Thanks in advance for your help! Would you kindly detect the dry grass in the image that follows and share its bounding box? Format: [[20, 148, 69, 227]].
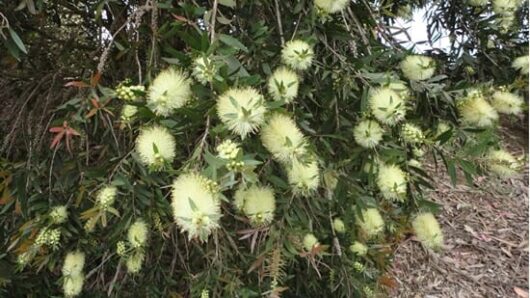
[[389, 129, 528, 298]]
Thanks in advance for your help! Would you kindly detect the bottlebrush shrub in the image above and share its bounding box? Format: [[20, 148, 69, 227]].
[[1, 1, 527, 297]]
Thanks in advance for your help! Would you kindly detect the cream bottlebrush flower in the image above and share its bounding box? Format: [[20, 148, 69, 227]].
[[287, 158, 320, 195], [493, 0, 522, 14], [267, 67, 300, 103], [62, 251, 85, 276], [486, 149, 521, 177], [356, 208, 384, 237], [120, 104, 138, 123], [369, 87, 406, 126], [216, 139, 240, 160], [192, 56, 216, 84], [377, 164, 407, 202], [303, 233, 319, 251], [333, 218, 345, 234], [496, 13, 515, 32], [468, 0, 488, 6], [171, 173, 221, 241], [363, 160, 379, 174], [407, 159, 422, 168], [261, 113, 307, 162], [233, 187, 246, 212], [349, 241, 368, 256], [97, 186, 118, 209], [135, 126, 176, 169], [412, 213, 444, 249], [50, 205, 68, 224], [314, 0, 349, 13], [458, 90, 498, 127], [512, 55, 529, 75], [400, 55, 436, 81], [126, 251, 145, 274], [491, 91, 524, 115], [128, 219, 149, 248], [63, 274, 84, 297], [217, 87, 267, 138], [401, 123, 425, 144], [435, 122, 452, 137], [281, 40, 314, 71], [147, 68, 192, 116], [353, 119, 384, 148], [234, 185, 276, 226], [387, 81, 411, 101]]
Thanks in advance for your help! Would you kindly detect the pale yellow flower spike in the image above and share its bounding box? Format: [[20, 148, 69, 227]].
[[281, 40, 314, 71], [491, 91, 524, 115], [512, 55, 529, 75], [376, 164, 407, 202], [147, 68, 192, 116], [287, 158, 320, 196], [171, 173, 221, 241], [234, 185, 276, 226], [314, 0, 349, 14], [400, 55, 436, 81], [486, 148, 521, 178], [267, 67, 300, 103], [369, 87, 407, 126], [458, 89, 498, 128], [356, 208, 384, 237], [127, 219, 149, 248], [135, 126, 176, 170], [217, 87, 267, 138], [353, 119, 384, 148], [261, 113, 307, 162], [412, 213, 444, 250]]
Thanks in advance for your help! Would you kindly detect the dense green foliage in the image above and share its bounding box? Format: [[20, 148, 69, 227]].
[[0, 0, 527, 297]]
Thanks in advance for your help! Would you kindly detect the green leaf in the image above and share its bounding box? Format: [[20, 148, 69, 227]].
[[9, 28, 27, 54], [416, 197, 442, 213], [458, 159, 476, 176], [204, 151, 226, 168], [106, 207, 121, 217], [218, 34, 248, 53], [446, 159, 457, 186], [3, 38, 21, 60], [435, 128, 453, 145], [218, 0, 236, 8]]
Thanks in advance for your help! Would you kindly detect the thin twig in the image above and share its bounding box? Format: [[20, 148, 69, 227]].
[[148, 0, 159, 75], [274, 0, 285, 45], [107, 260, 122, 296], [210, 0, 219, 43], [86, 251, 112, 279], [346, 7, 372, 55], [1, 76, 47, 156], [194, 115, 210, 160], [105, 113, 121, 155], [48, 145, 59, 200], [340, 10, 358, 57], [97, 4, 152, 74]]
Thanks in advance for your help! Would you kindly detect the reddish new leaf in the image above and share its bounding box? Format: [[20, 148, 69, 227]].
[[64, 81, 90, 88], [90, 72, 101, 87]]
